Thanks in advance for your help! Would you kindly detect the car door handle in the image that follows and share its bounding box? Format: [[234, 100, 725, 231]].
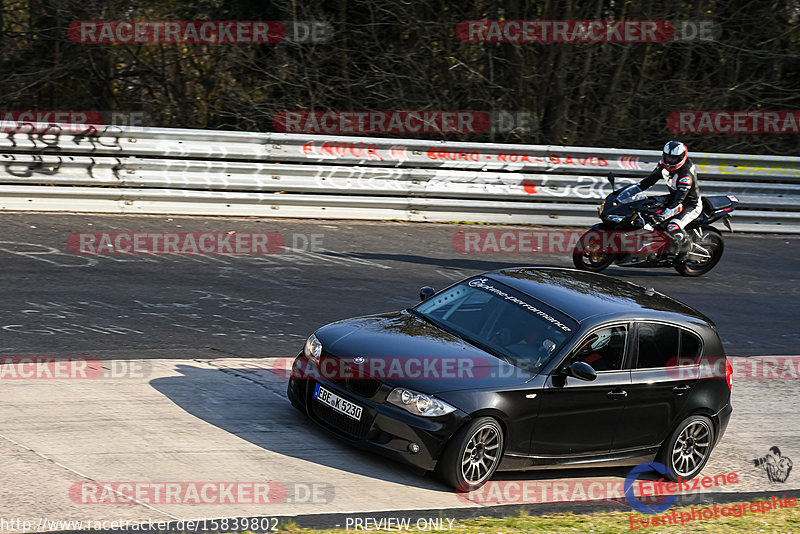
[[607, 389, 627, 400], [672, 384, 692, 394]]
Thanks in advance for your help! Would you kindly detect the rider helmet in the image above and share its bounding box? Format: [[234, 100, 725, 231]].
[[661, 141, 688, 171]]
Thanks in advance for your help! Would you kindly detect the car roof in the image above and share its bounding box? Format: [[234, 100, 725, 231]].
[[485, 267, 711, 325]]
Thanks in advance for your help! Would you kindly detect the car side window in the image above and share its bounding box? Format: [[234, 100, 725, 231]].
[[678, 329, 703, 365], [635, 322, 680, 369], [568, 325, 628, 372]]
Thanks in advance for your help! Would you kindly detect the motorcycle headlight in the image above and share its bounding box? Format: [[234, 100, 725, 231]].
[[387, 388, 456, 417], [606, 214, 625, 223], [304, 334, 322, 364]]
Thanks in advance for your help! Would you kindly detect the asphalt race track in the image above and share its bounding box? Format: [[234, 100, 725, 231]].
[[0, 213, 797, 359], [0, 213, 798, 531]]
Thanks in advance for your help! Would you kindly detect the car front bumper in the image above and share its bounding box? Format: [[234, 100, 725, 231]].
[[287, 354, 468, 472]]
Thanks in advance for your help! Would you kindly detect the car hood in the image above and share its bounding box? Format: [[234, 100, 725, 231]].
[[314, 310, 533, 393]]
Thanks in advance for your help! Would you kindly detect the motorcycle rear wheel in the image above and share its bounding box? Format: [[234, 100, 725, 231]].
[[674, 227, 724, 277]]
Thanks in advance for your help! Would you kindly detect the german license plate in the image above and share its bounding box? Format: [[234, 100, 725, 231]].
[[314, 384, 363, 421]]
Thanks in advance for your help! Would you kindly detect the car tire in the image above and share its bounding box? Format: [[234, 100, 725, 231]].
[[287, 382, 306, 414], [657, 415, 715, 481], [436, 417, 504, 491]]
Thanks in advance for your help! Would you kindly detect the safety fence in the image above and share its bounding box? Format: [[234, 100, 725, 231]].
[[0, 125, 798, 232]]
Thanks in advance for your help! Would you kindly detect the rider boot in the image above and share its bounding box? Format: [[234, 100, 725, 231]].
[[666, 222, 691, 261]]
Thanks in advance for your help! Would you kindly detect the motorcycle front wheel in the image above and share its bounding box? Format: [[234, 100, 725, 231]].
[[572, 230, 615, 272]]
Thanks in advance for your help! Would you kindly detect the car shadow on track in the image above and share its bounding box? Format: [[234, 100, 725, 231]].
[[149, 363, 452, 493], [149, 364, 668, 499]]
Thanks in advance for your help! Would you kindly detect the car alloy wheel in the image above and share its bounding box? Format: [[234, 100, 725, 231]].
[[462, 424, 501, 484], [438, 417, 504, 490], [659, 415, 715, 481]]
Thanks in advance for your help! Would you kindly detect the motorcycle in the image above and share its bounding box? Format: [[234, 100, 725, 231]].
[[572, 172, 738, 276]]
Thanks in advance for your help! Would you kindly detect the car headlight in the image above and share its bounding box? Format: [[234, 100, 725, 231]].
[[304, 334, 322, 364], [386, 387, 456, 417], [605, 214, 625, 223]]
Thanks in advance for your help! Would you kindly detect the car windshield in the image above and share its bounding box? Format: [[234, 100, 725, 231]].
[[617, 185, 646, 204], [412, 278, 578, 374]]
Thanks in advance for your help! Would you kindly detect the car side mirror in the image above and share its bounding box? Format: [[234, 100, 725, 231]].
[[419, 286, 435, 301], [563, 361, 597, 381]]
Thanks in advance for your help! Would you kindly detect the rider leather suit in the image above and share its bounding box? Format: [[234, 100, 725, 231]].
[[637, 158, 702, 256]]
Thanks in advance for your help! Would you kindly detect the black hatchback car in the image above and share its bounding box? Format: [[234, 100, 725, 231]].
[[288, 268, 732, 490]]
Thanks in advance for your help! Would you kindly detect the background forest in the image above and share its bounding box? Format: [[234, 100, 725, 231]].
[[1, 0, 798, 154]]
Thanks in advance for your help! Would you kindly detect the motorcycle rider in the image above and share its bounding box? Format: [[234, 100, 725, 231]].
[[637, 141, 702, 260]]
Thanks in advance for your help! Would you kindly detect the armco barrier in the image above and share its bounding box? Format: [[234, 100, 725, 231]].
[[0, 124, 798, 232]]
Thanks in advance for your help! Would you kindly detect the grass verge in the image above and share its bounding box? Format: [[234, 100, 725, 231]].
[[266, 497, 800, 533]]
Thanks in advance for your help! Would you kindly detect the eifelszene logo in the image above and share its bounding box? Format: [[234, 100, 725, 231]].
[[625, 462, 739, 515], [625, 462, 678, 514]]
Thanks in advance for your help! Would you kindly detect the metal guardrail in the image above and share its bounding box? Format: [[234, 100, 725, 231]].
[[1, 124, 798, 232]]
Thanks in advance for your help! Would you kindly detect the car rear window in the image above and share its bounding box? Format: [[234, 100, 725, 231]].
[[679, 329, 703, 364], [635, 322, 703, 369], [636, 323, 680, 369]]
